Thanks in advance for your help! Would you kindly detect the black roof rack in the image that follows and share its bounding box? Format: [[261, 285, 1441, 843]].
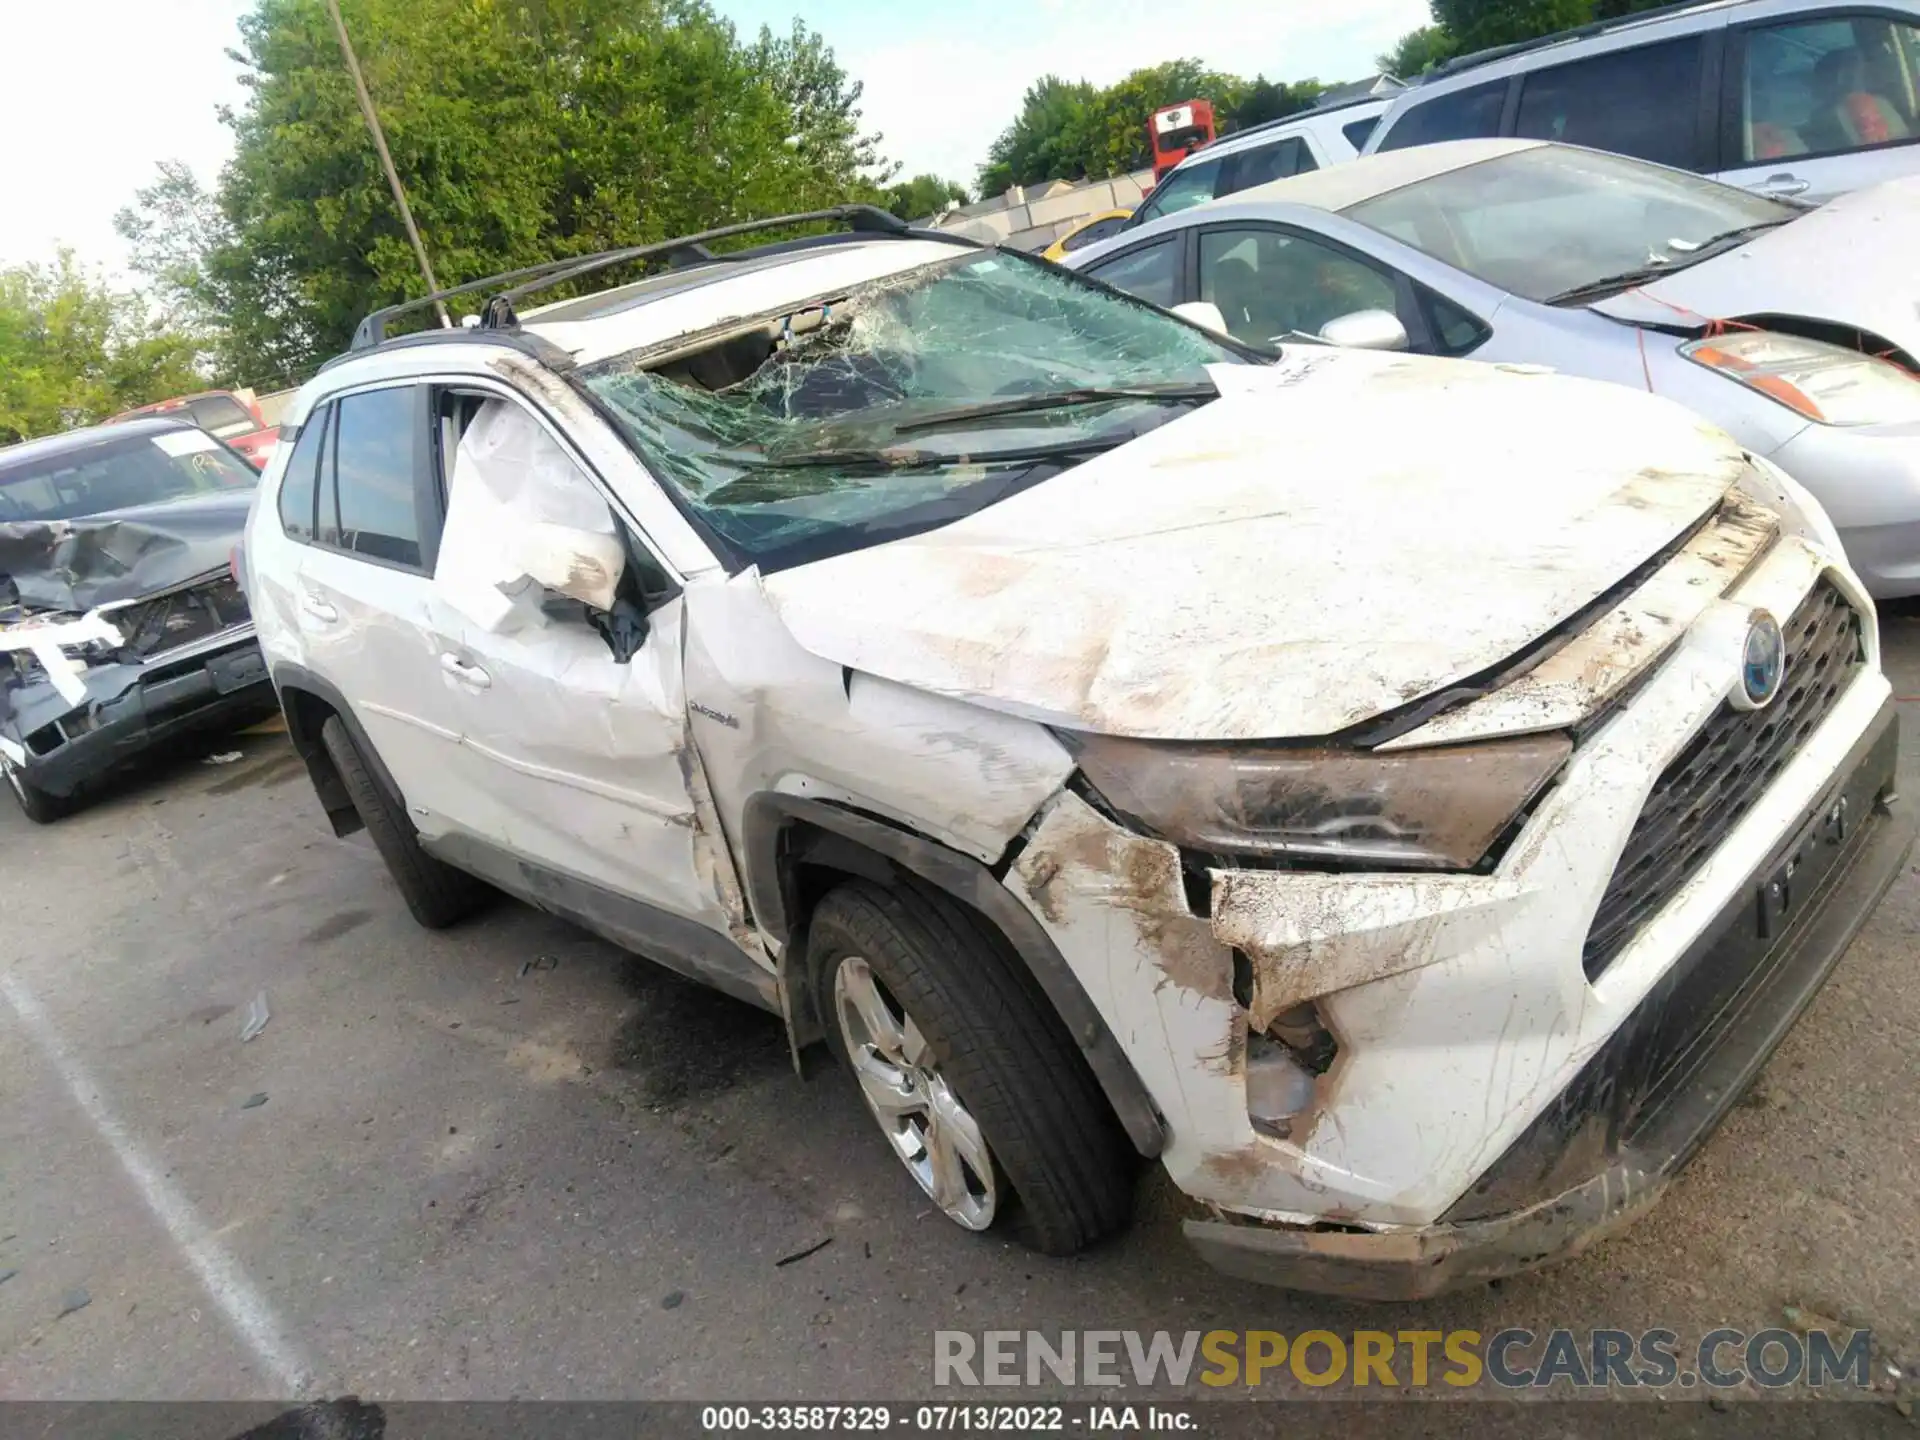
[[349, 204, 916, 351], [1419, 0, 1724, 82]]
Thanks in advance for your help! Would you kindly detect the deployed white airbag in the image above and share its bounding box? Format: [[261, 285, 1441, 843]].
[[435, 399, 626, 630]]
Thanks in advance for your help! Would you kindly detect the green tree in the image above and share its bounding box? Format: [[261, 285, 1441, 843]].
[[1378, 25, 1461, 78], [116, 0, 894, 386], [1223, 77, 1329, 131], [977, 60, 1250, 192], [978, 75, 1102, 194], [882, 174, 971, 222], [0, 251, 204, 444], [1391, 0, 1689, 74], [1430, 0, 1591, 52]]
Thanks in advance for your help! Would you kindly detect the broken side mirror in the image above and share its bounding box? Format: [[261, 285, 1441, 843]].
[[1170, 300, 1231, 336], [1319, 309, 1410, 352], [512, 522, 628, 614]]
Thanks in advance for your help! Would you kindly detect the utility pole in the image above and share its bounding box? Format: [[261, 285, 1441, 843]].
[[324, 0, 452, 327]]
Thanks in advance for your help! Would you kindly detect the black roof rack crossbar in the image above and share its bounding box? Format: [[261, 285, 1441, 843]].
[[1421, 0, 1721, 81], [350, 204, 911, 351]]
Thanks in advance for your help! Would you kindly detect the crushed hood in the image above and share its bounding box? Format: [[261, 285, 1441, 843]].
[[759, 349, 1750, 741], [1592, 176, 1920, 357], [0, 490, 254, 614]]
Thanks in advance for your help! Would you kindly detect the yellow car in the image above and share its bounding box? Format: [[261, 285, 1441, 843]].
[[1041, 208, 1133, 262]]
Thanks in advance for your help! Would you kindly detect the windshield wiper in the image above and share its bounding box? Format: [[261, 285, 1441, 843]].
[[1547, 219, 1796, 305], [1546, 264, 1680, 305], [888, 382, 1217, 435]]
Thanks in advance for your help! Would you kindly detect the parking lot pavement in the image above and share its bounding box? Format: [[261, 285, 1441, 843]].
[[2, 613, 1918, 1411]]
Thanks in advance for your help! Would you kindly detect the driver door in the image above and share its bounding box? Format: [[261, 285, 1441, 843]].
[[421, 386, 752, 962]]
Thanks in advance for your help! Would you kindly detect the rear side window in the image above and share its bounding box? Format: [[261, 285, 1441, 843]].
[[1515, 37, 1706, 168], [183, 394, 256, 434], [277, 405, 327, 542], [328, 388, 425, 568], [1376, 80, 1509, 151], [1343, 117, 1381, 151], [1222, 137, 1318, 195], [1081, 239, 1182, 307]]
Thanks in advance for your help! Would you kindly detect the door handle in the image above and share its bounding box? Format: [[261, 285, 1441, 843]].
[[439, 653, 491, 689], [1760, 173, 1809, 197], [300, 593, 339, 623]]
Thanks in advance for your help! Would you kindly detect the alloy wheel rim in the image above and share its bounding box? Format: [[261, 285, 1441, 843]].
[[832, 955, 997, 1230]]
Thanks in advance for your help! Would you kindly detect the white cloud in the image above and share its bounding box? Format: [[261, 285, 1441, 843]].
[[842, 0, 1431, 187], [2, 0, 253, 272]]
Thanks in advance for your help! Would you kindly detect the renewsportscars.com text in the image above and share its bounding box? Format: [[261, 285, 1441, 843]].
[[933, 1328, 1874, 1391]]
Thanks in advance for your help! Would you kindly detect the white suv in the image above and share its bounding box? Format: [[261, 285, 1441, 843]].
[[244, 205, 1913, 1298], [1366, 0, 1920, 204]]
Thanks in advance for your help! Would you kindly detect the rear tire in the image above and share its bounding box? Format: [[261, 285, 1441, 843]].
[[809, 880, 1136, 1256], [3, 760, 74, 824], [320, 714, 485, 929]]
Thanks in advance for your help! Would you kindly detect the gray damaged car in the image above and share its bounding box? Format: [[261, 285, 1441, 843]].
[[0, 418, 275, 821]]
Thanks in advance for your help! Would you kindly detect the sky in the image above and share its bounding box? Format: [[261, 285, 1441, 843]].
[[0, 0, 1429, 277]]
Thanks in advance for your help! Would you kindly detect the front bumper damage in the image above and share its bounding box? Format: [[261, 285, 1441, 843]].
[[999, 525, 1910, 1299], [1, 591, 271, 799], [1186, 700, 1910, 1299]]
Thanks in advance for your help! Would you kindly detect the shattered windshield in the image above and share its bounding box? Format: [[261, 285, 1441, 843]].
[[578, 250, 1245, 571]]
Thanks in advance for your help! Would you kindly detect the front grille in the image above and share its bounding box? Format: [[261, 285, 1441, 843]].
[[107, 575, 251, 660], [1582, 580, 1863, 980]]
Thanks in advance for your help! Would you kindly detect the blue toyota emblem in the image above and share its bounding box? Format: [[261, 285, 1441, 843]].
[[1741, 612, 1786, 709]]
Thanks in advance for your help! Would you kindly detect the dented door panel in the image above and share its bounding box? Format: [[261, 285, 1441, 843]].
[[420, 596, 753, 954]]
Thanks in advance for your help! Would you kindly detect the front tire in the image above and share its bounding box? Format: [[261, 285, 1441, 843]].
[[320, 715, 485, 929], [809, 880, 1136, 1256], [3, 758, 73, 824]]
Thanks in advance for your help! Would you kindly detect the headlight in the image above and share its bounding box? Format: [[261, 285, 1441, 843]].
[[1682, 331, 1920, 426], [1067, 732, 1572, 870]]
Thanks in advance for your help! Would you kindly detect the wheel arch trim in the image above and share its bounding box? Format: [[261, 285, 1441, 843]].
[[742, 792, 1167, 1158]]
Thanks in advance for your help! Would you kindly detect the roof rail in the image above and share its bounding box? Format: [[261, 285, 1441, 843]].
[[1420, 0, 1725, 82], [1221, 88, 1396, 144], [349, 204, 912, 351]]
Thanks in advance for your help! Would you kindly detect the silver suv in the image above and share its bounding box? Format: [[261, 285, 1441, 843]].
[[1366, 0, 1920, 203], [244, 206, 1911, 1298]]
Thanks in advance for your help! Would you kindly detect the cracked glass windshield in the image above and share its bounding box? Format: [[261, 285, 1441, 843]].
[[579, 249, 1245, 571]]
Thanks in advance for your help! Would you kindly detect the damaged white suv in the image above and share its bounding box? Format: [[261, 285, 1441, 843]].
[[244, 206, 1914, 1298]]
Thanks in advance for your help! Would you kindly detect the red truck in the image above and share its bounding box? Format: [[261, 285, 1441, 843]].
[[110, 390, 280, 471], [1148, 99, 1217, 182]]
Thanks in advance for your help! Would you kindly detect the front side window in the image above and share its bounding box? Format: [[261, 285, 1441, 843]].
[[1082, 239, 1182, 307], [1375, 80, 1508, 151], [329, 388, 424, 568], [0, 431, 257, 523], [1514, 36, 1706, 168], [1347, 143, 1797, 301], [578, 251, 1243, 572], [1132, 159, 1225, 225], [1343, 116, 1381, 152], [1740, 14, 1920, 161], [1199, 228, 1400, 348]]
